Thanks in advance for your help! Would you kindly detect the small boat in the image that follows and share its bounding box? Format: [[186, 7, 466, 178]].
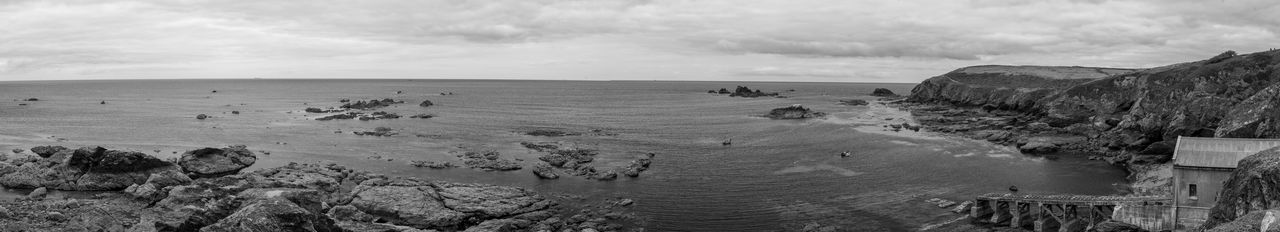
[[722, 138, 732, 146], [839, 151, 851, 157]]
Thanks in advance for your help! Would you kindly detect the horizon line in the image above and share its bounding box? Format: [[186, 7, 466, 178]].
[[0, 77, 920, 84]]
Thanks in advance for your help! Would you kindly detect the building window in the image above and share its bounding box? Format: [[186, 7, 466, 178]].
[[1189, 184, 1198, 200]]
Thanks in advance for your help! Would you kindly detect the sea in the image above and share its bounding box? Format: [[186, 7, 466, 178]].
[[0, 79, 1129, 231]]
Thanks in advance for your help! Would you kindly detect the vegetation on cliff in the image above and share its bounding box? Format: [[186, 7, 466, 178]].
[[907, 50, 1280, 156]]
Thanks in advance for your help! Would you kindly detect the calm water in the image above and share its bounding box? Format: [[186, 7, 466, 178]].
[[0, 79, 1128, 231]]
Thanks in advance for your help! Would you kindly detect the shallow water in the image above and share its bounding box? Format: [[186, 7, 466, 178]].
[[0, 79, 1128, 231]]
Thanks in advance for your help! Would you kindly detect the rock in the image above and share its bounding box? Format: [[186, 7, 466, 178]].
[[1093, 220, 1148, 232], [27, 187, 48, 199], [348, 178, 554, 229], [621, 154, 654, 178], [1141, 140, 1177, 155], [1202, 147, 1280, 229], [179, 145, 257, 178], [950, 201, 972, 214], [11, 149, 23, 154], [147, 168, 194, 187], [1018, 142, 1058, 154], [532, 163, 559, 179], [461, 150, 523, 171], [419, 100, 434, 107], [615, 199, 634, 206], [717, 88, 730, 94], [231, 111, 239, 114], [0, 146, 177, 190], [524, 129, 581, 137], [124, 183, 164, 200], [200, 197, 343, 232], [765, 105, 826, 119], [45, 211, 67, 222], [592, 170, 617, 181], [353, 127, 398, 137], [410, 114, 436, 119], [340, 98, 403, 110], [838, 99, 869, 106], [24, 98, 38, 101], [197, 114, 209, 120], [29, 145, 67, 158], [725, 86, 778, 98], [409, 160, 457, 169], [870, 88, 898, 97]]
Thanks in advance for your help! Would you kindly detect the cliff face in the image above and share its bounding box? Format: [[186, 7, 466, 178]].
[[908, 65, 1137, 111], [1039, 50, 1280, 143], [908, 50, 1280, 152], [1201, 147, 1280, 230]]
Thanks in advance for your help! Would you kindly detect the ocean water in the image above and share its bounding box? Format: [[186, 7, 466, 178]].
[[0, 79, 1128, 231]]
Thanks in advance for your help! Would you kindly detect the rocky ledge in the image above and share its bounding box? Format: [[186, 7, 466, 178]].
[[765, 105, 826, 120], [708, 86, 780, 98], [0, 145, 641, 231]]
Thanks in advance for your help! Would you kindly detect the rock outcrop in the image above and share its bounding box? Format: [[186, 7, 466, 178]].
[[871, 88, 898, 97], [0, 155, 638, 232], [29, 146, 66, 158], [765, 105, 826, 119], [178, 145, 257, 178], [1202, 147, 1280, 229], [0, 146, 177, 191], [908, 65, 1136, 111]]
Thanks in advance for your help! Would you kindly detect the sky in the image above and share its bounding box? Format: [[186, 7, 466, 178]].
[[1, 0, 1277, 83]]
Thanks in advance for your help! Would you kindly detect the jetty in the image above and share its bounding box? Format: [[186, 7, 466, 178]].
[[970, 193, 1171, 231]]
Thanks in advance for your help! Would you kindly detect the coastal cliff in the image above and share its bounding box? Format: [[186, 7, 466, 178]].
[[908, 65, 1137, 111], [907, 50, 1280, 155]]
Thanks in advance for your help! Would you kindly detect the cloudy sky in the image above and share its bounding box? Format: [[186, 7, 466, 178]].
[[1, 0, 1277, 82]]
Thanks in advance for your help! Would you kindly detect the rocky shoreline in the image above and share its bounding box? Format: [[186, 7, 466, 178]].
[[0, 145, 642, 232]]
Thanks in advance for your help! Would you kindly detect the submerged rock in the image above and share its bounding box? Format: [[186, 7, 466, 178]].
[[419, 100, 434, 107], [178, 145, 257, 178]]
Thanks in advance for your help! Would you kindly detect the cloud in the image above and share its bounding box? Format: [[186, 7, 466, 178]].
[[0, 0, 1277, 82]]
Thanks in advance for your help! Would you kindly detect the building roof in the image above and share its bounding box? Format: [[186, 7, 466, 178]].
[[1173, 136, 1280, 168]]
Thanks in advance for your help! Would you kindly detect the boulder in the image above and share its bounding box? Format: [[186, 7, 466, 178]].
[[27, 187, 48, 199], [592, 170, 617, 181], [29, 146, 67, 158], [0, 147, 177, 190], [1018, 142, 1058, 154], [179, 145, 258, 178], [532, 163, 559, 179]]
